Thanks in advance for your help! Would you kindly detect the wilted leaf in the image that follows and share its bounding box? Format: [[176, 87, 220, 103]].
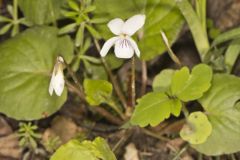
[[180, 112, 212, 145], [171, 64, 212, 102], [131, 92, 182, 127], [83, 79, 112, 105], [0, 26, 73, 120], [193, 74, 240, 155]]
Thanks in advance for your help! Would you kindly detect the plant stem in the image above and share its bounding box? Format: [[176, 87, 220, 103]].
[[182, 102, 189, 118], [13, 0, 19, 34], [140, 61, 147, 96], [93, 39, 128, 110], [172, 145, 188, 160], [108, 99, 127, 120], [131, 56, 136, 107]]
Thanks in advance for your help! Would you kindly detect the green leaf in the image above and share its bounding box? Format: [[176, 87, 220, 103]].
[[67, 0, 80, 12], [86, 24, 101, 39], [176, 0, 209, 57], [131, 92, 182, 127], [0, 15, 11, 22], [57, 35, 74, 64], [51, 137, 116, 160], [0, 23, 12, 35], [171, 64, 212, 102], [83, 79, 112, 106], [224, 39, 240, 72], [59, 23, 77, 35], [105, 54, 124, 70], [180, 112, 212, 145], [212, 28, 240, 47], [0, 26, 73, 120], [18, 0, 65, 25], [75, 23, 85, 47], [152, 69, 175, 92], [94, 0, 184, 60], [193, 74, 240, 155]]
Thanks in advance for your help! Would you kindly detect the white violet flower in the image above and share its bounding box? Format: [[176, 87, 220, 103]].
[[100, 14, 146, 59], [49, 56, 65, 96]]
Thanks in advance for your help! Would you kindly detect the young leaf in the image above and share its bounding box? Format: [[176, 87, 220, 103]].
[[180, 112, 212, 145], [67, 0, 80, 12], [83, 79, 112, 105], [59, 23, 77, 35], [131, 92, 182, 127], [51, 137, 116, 160], [193, 74, 240, 155], [212, 28, 240, 47], [0, 23, 12, 35], [171, 64, 212, 102], [0, 27, 73, 120], [224, 39, 240, 72], [75, 23, 85, 47], [152, 69, 175, 92]]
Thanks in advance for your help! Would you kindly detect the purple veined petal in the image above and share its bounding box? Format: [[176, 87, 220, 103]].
[[114, 38, 134, 58]]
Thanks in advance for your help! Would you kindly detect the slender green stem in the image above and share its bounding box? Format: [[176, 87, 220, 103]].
[[13, 0, 19, 34], [182, 102, 189, 118], [108, 99, 126, 120]]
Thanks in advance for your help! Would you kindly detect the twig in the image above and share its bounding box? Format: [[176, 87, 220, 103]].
[[140, 60, 147, 96], [94, 39, 128, 110]]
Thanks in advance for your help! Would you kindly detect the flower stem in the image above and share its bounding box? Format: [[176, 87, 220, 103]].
[[131, 56, 136, 107], [140, 60, 147, 96], [94, 39, 128, 110]]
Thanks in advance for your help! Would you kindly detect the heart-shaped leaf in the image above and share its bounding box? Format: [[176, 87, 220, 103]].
[[193, 74, 240, 155], [51, 137, 116, 160], [180, 112, 212, 145], [93, 0, 184, 60], [131, 92, 182, 127], [0, 26, 73, 120], [83, 79, 113, 106], [171, 64, 212, 101]]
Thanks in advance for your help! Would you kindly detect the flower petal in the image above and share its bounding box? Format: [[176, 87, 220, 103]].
[[114, 38, 134, 58], [122, 14, 146, 36], [100, 36, 119, 57], [107, 18, 124, 35], [48, 74, 54, 96], [126, 37, 140, 57], [53, 69, 65, 96]]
